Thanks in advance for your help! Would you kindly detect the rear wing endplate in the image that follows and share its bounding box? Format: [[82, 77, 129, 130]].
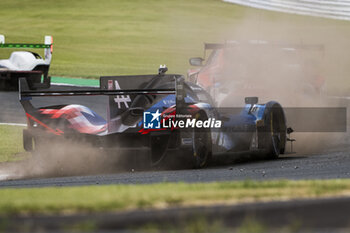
[[204, 41, 324, 51]]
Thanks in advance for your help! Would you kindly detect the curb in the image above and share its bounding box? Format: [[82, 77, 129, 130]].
[[51, 76, 99, 87]]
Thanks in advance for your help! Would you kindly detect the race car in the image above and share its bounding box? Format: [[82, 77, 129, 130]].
[[19, 67, 289, 168], [188, 41, 325, 106], [0, 35, 52, 90]]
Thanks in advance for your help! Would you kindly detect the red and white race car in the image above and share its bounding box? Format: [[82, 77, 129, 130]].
[[188, 41, 325, 106]]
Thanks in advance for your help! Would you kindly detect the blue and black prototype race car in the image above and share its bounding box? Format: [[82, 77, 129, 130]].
[[19, 67, 290, 168]]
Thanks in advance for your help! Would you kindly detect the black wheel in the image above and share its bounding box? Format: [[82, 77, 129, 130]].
[[23, 129, 33, 151], [0, 80, 14, 91], [192, 112, 212, 168], [268, 111, 281, 159], [0, 80, 5, 90], [150, 135, 170, 167], [263, 102, 286, 159]]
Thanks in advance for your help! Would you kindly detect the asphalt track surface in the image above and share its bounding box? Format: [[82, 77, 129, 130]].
[[0, 86, 350, 188]]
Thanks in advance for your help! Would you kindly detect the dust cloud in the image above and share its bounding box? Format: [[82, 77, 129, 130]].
[[207, 11, 350, 154], [0, 140, 149, 181]]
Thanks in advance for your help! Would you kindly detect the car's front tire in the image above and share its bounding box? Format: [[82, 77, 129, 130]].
[[261, 102, 286, 159]]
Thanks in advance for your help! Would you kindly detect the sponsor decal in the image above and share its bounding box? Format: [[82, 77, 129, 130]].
[[108, 80, 113, 90]]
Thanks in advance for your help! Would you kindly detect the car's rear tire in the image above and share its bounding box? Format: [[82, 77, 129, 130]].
[[191, 112, 212, 169], [23, 129, 33, 152], [150, 135, 170, 167]]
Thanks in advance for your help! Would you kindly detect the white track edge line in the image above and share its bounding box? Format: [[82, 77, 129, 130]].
[[0, 123, 27, 127]]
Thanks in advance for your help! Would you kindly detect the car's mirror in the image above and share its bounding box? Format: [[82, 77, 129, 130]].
[[189, 57, 204, 66], [245, 97, 258, 105]]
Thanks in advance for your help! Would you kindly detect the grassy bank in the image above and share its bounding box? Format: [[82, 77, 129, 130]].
[[0, 179, 350, 216], [0, 125, 28, 162], [2, 0, 349, 94], [0, 0, 246, 77]]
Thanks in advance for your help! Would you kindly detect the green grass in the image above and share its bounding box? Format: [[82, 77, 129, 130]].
[[0, 179, 350, 216], [0, 125, 28, 162], [1, 0, 350, 94], [0, 0, 247, 77], [2, 0, 349, 87]]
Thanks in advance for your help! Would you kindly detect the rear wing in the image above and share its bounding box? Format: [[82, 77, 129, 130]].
[[19, 74, 186, 131], [19, 75, 183, 99], [0, 35, 53, 64], [188, 40, 325, 67], [204, 41, 324, 51], [203, 41, 324, 59]]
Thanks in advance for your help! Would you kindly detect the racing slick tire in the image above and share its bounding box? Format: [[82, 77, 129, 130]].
[[150, 135, 171, 167], [150, 111, 212, 169], [261, 102, 287, 159], [23, 129, 33, 151], [191, 111, 212, 169], [0, 80, 13, 91]]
